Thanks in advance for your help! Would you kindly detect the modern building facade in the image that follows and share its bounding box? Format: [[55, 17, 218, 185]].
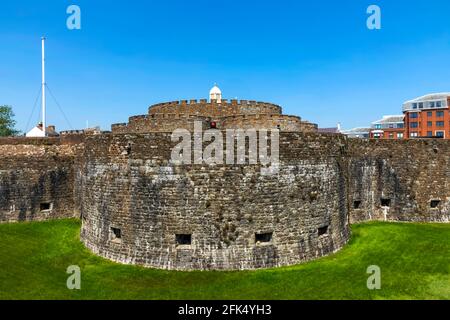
[[403, 93, 450, 139], [370, 115, 405, 139]]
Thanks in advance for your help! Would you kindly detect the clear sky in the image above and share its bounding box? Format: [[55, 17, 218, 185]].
[[1, 0, 450, 133]]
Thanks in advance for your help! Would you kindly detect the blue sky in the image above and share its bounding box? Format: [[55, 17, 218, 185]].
[[1, 0, 450, 132]]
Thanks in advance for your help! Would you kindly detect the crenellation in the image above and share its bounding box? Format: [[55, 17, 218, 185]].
[[138, 99, 290, 133]]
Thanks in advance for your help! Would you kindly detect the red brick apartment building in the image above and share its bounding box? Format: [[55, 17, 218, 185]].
[[403, 93, 450, 139]]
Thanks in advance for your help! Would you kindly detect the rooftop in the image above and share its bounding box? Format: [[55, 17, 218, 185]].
[[402, 93, 450, 112], [341, 127, 371, 134], [372, 115, 404, 125], [403, 93, 450, 104]]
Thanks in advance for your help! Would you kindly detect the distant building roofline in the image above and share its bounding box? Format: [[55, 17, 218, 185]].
[[403, 92, 450, 104], [402, 93, 450, 112], [371, 115, 404, 125]]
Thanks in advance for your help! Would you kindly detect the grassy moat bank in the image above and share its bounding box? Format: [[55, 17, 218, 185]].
[[0, 219, 448, 300]]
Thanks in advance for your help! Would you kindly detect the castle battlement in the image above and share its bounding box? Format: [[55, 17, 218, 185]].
[[148, 99, 283, 117], [150, 99, 280, 107], [109, 98, 315, 134]]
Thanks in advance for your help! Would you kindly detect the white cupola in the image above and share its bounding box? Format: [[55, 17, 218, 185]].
[[209, 84, 222, 103]]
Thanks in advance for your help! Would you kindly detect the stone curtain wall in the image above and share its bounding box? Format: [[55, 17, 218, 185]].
[[0, 137, 82, 223], [80, 132, 350, 270], [348, 139, 450, 223]]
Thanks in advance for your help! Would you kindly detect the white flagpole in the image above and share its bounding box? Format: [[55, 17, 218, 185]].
[[41, 37, 46, 136]]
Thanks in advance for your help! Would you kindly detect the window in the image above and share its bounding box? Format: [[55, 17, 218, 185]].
[[412, 103, 418, 109], [436, 131, 444, 138], [381, 198, 391, 207], [40, 202, 52, 211], [427, 131, 433, 137], [255, 232, 273, 243], [110, 227, 122, 242], [176, 234, 192, 245], [427, 111, 433, 117], [436, 111, 444, 118], [389, 133, 394, 139], [375, 124, 382, 129], [397, 123, 404, 129], [410, 132, 418, 138], [353, 201, 362, 209], [410, 122, 418, 128], [410, 112, 418, 119], [430, 200, 441, 208], [429, 101, 435, 108], [436, 121, 444, 127], [418, 102, 424, 109], [436, 101, 442, 108], [318, 226, 329, 236], [427, 121, 432, 127], [397, 133, 404, 139]]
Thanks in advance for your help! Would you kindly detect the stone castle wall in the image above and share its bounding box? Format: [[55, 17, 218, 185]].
[[148, 99, 283, 117], [0, 131, 449, 270], [299, 121, 319, 132], [0, 92, 449, 271], [348, 139, 450, 223], [219, 114, 303, 131], [112, 114, 319, 134], [110, 99, 318, 134], [0, 136, 84, 223], [111, 115, 212, 134], [79, 132, 350, 270]]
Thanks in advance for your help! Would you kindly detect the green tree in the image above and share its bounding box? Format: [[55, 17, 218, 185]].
[[0, 105, 20, 137]]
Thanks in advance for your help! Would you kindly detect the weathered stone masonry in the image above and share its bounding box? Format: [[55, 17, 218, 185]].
[[349, 139, 450, 223], [0, 136, 83, 222], [111, 99, 318, 134], [0, 98, 448, 270], [79, 132, 350, 270]]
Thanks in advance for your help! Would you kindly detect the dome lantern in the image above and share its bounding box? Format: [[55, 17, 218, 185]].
[[209, 84, 222, 103]]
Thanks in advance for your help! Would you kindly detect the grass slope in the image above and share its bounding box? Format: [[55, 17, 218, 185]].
[[0, 219, 448, 300]]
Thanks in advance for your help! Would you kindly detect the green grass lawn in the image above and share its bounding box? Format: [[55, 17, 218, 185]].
[[0, 219, 448, 300]]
